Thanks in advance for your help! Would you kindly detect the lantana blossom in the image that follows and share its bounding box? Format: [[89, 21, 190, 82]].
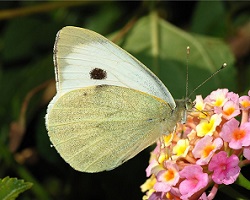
[[243, 146, 250, 160], [196, 114, 222, 137], [220, 118, 250, 149], [179, 165, 208, 199], [239, 95, 250, 110], [172, 139, 190, 159], [192, 135, 223, 165], [141, 89, 250, 200], [220, 100, 240, 119], [208, 151, 240, 185], [204, 88, 228, 107], [154, 161, 180, 192]]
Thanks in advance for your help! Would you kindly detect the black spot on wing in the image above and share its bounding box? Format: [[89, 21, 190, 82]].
[[90, 68, 107, 80]]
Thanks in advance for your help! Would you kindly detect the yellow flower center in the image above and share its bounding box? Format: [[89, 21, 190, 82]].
[[203, 120, 214, 133], [214, 98, 224, 106], [173, 139, 189, 156]]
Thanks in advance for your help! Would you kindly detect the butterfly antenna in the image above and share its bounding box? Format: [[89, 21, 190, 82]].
[[188, 63, 227, 99], [185, 46, 190, 100]]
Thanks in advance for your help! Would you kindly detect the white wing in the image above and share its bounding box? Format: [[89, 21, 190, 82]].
[[50, 26, 175, 110]]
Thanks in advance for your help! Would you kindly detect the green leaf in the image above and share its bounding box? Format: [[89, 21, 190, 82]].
[[0, 55, 53, 125], [2, 18, 59, 61], [0, 177, 33, 200], [236, 173, 250, 190], [116, 13, 236, 99], [190, 1, 227, 37], [85, 3, 122, 34]]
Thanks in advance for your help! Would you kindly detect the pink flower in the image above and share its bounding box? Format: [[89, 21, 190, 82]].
[[192, 135, 223, 165], [199, 193, 209, 200], [227, 92, 239, 103], [220, 100, 240, 120], [239, 95, 250, 110], [146, 159, 159, 177], [142, 89, 250, 200], [205, 89, 228, 107], [148, 192, 168, 200], [214, 92, 240, 119], [154, 162, 180, 192], [179, 165, 208, 199], [220, 118, 250, 149], [243, 146, 250, 160], [208, 151, 240, 185]]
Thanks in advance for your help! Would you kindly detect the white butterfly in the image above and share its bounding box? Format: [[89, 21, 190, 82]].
[[45, 26, 188, 173]]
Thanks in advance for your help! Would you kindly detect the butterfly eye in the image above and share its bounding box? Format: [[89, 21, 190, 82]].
[[90, 68, 107, 80]]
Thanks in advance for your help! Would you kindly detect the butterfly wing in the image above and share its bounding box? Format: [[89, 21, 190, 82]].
[[45, 27, 181, 172], [50, 26, 175, 110], [47, 85, 177, 172]]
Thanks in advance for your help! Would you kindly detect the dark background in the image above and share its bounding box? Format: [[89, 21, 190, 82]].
[[0, 1, 250, 200]]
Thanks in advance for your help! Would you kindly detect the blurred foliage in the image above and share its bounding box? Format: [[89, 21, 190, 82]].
[[0, 1, 250, 200], [0, 177, 33, 199]]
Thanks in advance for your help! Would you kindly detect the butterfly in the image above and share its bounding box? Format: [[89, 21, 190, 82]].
[[45, 26, 189, 173]]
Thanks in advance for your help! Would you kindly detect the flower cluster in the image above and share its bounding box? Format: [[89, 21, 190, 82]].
[[141, 89, 250, 200]]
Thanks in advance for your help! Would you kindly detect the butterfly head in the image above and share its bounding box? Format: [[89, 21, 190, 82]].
[[174, 98, 194, 124]]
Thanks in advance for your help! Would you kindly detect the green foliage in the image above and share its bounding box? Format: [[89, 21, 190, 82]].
[[117, 13, 235, 99], [236, 173, 250, 190], [190, 1, 227, 37], [0, 1, 250, 200], [0, 177, 32, 200]]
